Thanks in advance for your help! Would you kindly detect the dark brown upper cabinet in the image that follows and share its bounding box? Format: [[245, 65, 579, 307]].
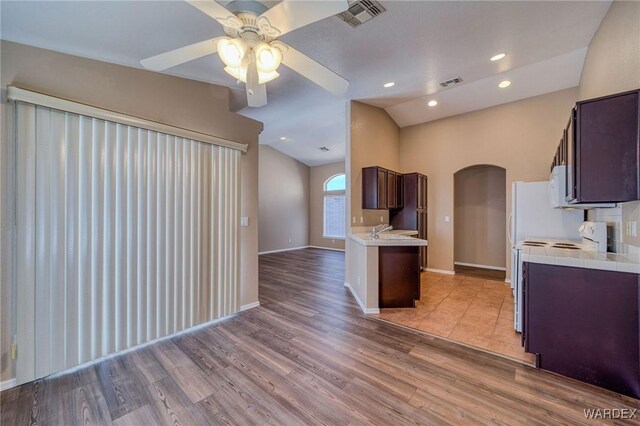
[[390, 173, 428, 270], [561, 89, 640, 203], [362, 166, 403, 209]]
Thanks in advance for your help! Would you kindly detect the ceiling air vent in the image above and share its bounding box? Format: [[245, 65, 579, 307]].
[[319, 147, 330, 152], [337, 0, 386, 28], [440, 77, 464, 88]]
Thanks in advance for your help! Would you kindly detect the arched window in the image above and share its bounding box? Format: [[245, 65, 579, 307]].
[[324, 174, 346, 192], [323, 173, 346, 239]]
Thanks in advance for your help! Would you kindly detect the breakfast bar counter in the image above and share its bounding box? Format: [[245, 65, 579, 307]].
[[346, 232, 428, 314]]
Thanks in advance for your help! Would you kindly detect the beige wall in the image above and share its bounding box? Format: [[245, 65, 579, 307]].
[[577, 1, 640, 249], [399, 88, 578, 273], [454, 165, 506, 269], [349, 101, 400, 227], [0, 41, 263, 381], [578, 1, 640, 101], [310, 161, 345, 250], [258, 145, 310, 253]]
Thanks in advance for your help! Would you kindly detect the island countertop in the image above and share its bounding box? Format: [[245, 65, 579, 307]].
[[349, 233, 428, 247]]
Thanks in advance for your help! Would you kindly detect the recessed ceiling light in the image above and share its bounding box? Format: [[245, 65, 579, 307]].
[[491, 53, 507, 61], [383, 82, 395, 88], [428, 100, 438, 107], [280, 136, 287, 140], [498, 80, 511, 89]]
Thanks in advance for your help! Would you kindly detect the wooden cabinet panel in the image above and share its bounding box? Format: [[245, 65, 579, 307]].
[[576, 91, 639, 202], [524, 263, 640, 398], [422, 176, 428, 211], [390, 173, 428, 270], [377, 168, 387, 209], [396, 174, 404, 208], [362, 166, 388, 209], [553, 89, 640, 203], [387, 171, 397, 209], [362, 166, 404, 210], [379, 246, 420, 308]]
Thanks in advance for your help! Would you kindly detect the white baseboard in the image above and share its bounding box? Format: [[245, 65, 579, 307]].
[[308, 245, 345, 252], [504, 278, 511, 284], [425, 268, 455, 275], [258, 246, 310, 255], [344, 282, 380, 314], [0, 378, 16, 391], [454, 261, 506, 271], [240, 301, 260, 311]]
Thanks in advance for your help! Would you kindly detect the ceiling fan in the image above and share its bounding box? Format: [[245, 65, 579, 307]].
[[141, 0, 351, 107]]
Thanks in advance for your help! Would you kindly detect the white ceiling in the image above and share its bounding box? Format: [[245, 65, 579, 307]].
[[1, 1, 611, 166]]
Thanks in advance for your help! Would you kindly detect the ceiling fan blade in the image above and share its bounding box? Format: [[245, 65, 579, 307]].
[[141, 37, 223, 71], [246, 61, 267, 108], [257, 0, 349, 37], [185, 0, 243, 29], [274, 42, 349, 95]]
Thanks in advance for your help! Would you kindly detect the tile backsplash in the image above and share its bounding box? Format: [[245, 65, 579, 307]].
[[588, 201, 640, 257], [588, 206, 623, 253]]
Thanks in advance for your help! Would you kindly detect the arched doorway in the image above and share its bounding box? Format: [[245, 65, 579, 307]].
[[454, 165, 506, 279]]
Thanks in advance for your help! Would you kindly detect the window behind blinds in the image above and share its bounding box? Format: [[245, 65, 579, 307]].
[[324, 195, 346, 238]]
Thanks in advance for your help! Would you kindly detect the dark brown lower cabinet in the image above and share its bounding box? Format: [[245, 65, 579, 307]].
[[379, 246, 420, 308], [523, 262, 640, 398]]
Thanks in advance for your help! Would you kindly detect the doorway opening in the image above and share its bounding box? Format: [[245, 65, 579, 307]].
[[454, 165, 506, 280]]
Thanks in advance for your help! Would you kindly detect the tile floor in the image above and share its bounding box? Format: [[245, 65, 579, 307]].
[[375, 271, 536, 364]]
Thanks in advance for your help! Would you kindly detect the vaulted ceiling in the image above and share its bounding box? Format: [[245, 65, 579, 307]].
[[1, 1, 611, 165]]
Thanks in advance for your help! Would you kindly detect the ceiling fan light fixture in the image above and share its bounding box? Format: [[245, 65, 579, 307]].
[[224, 65, 248, 83], [255, 42, 282, 73], [217, 38, 247, 68], [258, 70, 280, 84]]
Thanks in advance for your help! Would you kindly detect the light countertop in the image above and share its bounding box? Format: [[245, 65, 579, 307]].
[[349, 232, 428, 247], [520, 245, 640, 273], [387, 230, 419, 236]]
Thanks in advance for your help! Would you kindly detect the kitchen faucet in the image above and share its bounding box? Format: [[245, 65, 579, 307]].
[[370, 224, 393, 239]]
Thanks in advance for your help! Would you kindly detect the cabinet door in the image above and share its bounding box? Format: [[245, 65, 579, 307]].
[[418, 212, 427, 269], [417, 177, 424, 209], [422, 176, 428, 210], [396, 174, 404, 208], [577, 91, 639, 202], [362, 167, 379, 209], [387, 171, 397, 209], [525, 263, 640, 398], [566, 111, 576, 201], [377, 168, 387, 209]]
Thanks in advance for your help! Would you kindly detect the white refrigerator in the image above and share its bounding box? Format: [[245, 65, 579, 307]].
[[509, 181, 583, 332]]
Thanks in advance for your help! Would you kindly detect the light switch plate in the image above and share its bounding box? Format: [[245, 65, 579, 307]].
[[445, 216, 451, 223], [240, 216, 249, 227]]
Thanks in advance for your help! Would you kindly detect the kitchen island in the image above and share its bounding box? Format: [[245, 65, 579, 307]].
[[346, 232, 428, 314]]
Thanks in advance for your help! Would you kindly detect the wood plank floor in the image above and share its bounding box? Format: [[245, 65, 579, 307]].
[[1, 248, 638, 425]]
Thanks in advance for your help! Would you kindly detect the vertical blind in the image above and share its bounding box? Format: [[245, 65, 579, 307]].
[[15, 102, 241, 383]]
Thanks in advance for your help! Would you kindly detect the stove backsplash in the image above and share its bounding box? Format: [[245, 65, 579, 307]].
[[586, 205, 633, 255]]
